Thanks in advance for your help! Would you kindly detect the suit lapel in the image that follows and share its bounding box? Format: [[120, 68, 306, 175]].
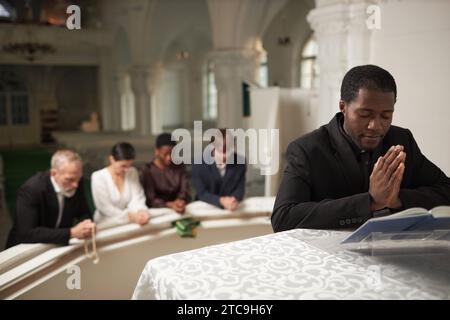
[[207, 162, 222, 186], [222, 152, 239, 185], [45, 174, 60, 226], [326, 114, 364, 194], [221, 164, 233, 190], [220, 153, 238, 193]]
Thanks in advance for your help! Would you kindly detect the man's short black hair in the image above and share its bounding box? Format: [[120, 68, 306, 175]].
[[340, 65, 397, 103], [156, 132, 176, 149]]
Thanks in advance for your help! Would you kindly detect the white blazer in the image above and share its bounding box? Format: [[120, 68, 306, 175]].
[[91, 167, 148, 226]]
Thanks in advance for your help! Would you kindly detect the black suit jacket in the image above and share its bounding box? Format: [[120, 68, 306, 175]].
[[272, 113, 450, 232], [6, 171, 92, 248], [192, 153, 246, 208]]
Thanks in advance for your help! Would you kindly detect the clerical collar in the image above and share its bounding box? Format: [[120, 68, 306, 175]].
[[338, 116, 367, 157]]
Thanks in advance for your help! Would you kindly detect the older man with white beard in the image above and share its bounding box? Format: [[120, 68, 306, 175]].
[[6, 150, 94, 248]]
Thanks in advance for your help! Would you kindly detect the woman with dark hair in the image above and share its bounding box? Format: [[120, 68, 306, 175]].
[[91, 142, 150, 227]]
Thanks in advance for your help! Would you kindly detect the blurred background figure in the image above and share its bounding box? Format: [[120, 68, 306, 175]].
[[91, 142, 150, 226], [192, 129, 246, 211], [6, 149, 94, 248], [141, 133, 190, 214]]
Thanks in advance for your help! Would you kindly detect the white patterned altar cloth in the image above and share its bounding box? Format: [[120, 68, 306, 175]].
[[132, 229, 450, 299]]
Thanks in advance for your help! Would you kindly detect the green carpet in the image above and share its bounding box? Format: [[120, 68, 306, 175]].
[[1, 148, 95, 219]]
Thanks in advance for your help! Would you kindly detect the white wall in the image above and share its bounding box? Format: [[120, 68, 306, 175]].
[[371, 0, 450, 175], [249, 87, 319, 195], [263, 0, 315, 88]]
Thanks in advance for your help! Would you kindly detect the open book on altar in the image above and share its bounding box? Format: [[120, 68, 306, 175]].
[[341, 206, 450, 245]]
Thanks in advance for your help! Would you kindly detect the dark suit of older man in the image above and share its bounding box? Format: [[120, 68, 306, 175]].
[[6, 171, 92, 248]]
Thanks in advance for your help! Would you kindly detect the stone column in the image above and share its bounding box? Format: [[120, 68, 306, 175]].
[[307, 0, 374, 126], [147, 64, 163, 135], [129, 65, 152, 136], [307, 3, 349, 126], [210, 49, 262, 129], [129, 65, 164, 136], [98, 48, 115, 131], [111, 70, 126, 131], [347, 1, 373, 67]]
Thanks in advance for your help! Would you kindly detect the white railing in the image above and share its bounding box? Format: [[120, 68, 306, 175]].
[[0, 197, 275, 299]]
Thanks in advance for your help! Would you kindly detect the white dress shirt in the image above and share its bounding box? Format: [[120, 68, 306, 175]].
[[216, 163, 226, 177], [214, 152, 227, 177], [91, 167, 149, 226], [50, 176, 64, 228]]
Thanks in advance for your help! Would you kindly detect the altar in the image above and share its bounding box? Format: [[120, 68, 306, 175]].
[[133, 228, 450, 299]]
